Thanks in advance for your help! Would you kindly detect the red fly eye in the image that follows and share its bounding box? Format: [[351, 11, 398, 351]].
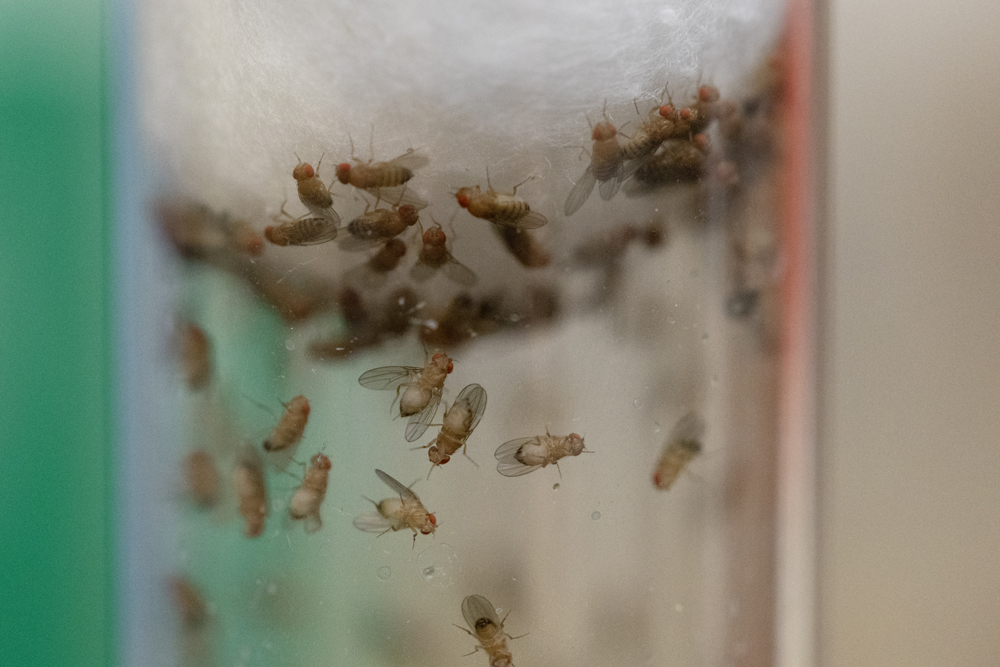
[[440, 456, 450, 464], [653, 471, 661, 486], [659, 104, 674, 117], [432, 353, 442, 361], [428, 514, 437, 524], [447, 361, 454, 374], [680, 108, 692, 120], [457, 194, 470, 208], [336, 163, 351, 184]]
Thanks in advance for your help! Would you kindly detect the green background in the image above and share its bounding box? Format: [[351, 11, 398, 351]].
[[0, 0, 113, 664]]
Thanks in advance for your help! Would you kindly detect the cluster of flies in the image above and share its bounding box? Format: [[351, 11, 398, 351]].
[[175, 321, 705, 664], [162, 69, 788, 664], [155, 70, 784, 364]]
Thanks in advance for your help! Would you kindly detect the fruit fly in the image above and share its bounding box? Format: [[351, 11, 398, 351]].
[[233, 445, 267, 538], [263, 395, 310, 452], [265, 203, 339, 246], [455, 171, 548, 230], [456, 594, 518, 667], [653, 411, 705, 490], [564, 104, 626, 216], [415, 383, 487, 477], [184, 450, 220, 509], [289, 452, 331, 533], [292, 157, 341, 225], [339, 203, 419, 251], [495, 431, 588, 477], [336, 136, 429, 209], [352, 469, 436, 547], [179, 321, 211, 390], [358, 351, 453, 442], [410, 222, 477, 286], [169, 576, 209, 630]]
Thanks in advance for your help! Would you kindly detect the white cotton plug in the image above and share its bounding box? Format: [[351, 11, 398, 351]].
[[140, 0, 784, 302]]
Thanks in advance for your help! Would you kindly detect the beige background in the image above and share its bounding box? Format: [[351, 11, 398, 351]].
[[821, 0, 1000, 664]]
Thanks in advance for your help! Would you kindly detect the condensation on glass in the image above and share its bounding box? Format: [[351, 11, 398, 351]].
[[119, 2, 799, 666]]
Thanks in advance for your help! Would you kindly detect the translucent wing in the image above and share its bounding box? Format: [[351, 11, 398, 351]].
[[668, 411, 706, 444], [455, 383, 487, 435], [496, 209, 548, 230], [366, 185, 429, 210], [387, 149, 430, 172], [405, 389, 442, 442], [598, 172, 622, 200], [462, 594, 500, 630], [375, 468, 418, 501], [352, 511, 394, 533], [303, 513, 322, 534], [494, 436, 542, 477], [296, 219, 340, 245], [306, 204, 341, 227], [443, 256, 478, 287], [563, 165, 597, 216], [358, 366, 421, 390]]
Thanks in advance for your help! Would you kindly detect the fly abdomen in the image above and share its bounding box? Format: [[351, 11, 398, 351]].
[[493, 200, 531, 224]]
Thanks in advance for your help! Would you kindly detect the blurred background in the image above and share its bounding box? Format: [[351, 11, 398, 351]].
[[1, 0, 998, 666]]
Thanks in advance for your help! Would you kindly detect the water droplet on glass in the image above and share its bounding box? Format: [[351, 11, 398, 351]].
[[652, 422, 661, 434], [271, 499, 285, 511], [285, 339, 295, 351], [632, 398, 643, 409], [424, 319, 439, 331], [266, 583, 278, 595], [675, 603, 684, 612], [377, 566, 391, 581], [417, 543, 463, 587], [591, 511, 601, 521]]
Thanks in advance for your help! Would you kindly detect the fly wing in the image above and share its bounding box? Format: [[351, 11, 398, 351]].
[[598, 172, 622, 200], [455, 383, 487, 434], [358, 366, 421, 390], [375, 469, 418, 501], [495, 209, 548, 230], [442, 256, 478, 287], [404, 389, 442, 442], [296, 219, 340, 245], [388, 149, 430, 172], [303, 513, 323, 534], [564, 166, 597, 216], [366, 185, 429, 210], [668, 411, 706, 445], [352, 511, 394, 533], [494, 436, 542, 477], [462, 594, 500, 630]]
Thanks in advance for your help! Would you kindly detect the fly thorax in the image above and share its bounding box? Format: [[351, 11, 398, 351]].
[[400, 384, 430, 416], [515, 439, 549, 466]]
